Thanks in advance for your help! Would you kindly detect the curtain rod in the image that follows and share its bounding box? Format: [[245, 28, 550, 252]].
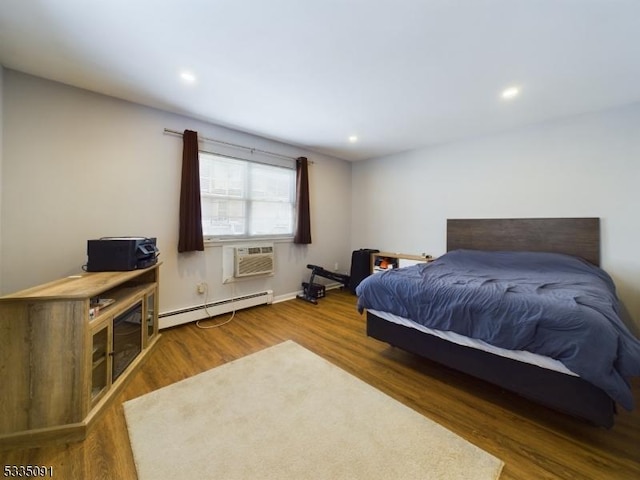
[[163, 128, 311, 163]]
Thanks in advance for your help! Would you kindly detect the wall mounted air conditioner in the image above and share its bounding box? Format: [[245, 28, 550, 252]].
[[234, 245, 274, 278]]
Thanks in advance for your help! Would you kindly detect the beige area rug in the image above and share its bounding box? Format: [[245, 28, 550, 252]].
[[123, 341, 503, 479]]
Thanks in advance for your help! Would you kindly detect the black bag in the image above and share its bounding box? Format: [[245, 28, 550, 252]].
[[349, 249, 379, 294]]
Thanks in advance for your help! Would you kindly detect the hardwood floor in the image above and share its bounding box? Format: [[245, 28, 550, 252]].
[[2, 290, 639, 479]]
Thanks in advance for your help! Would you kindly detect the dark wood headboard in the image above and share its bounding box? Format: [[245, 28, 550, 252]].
[[447, 218, 600, 266]]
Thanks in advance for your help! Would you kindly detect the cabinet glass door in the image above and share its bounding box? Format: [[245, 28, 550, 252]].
[[146, 291, 157, 344], [91, 323, 110, 404]]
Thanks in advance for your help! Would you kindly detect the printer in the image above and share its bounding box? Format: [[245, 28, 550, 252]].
[[86, 237, 159, 272]]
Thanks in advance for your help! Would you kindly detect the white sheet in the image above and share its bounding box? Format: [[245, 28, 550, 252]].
[[368, 309, 578, 376]]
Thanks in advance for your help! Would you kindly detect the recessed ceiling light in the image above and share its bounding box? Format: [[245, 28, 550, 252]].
[[501, 86, 520, 99], [180, 71, 196, 84], [348, 135, 358, 143]]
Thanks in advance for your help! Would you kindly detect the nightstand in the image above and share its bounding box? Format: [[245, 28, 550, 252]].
[[370, 251, 434, 273]]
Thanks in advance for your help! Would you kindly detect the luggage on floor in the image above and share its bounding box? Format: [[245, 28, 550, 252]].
[[349, 248, 379, 294]]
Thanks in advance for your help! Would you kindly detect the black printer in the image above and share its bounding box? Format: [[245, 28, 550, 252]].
[[86, 237, 159, 272]]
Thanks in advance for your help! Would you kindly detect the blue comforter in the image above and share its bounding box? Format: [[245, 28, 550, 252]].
[[356, 249, 640, 410]]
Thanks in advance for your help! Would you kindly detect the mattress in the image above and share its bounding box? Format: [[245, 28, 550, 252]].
[[369, 309, 578, 376], [357, 249, 640, 410]]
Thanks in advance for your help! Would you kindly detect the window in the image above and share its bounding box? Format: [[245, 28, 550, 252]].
[[199, 152, 296, 239]]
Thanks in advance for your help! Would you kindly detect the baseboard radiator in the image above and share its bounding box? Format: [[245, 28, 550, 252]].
[[159, 290, 273, 329]]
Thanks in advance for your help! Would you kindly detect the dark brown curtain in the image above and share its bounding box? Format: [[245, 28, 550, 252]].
[[294, 156, 312, 244], [178, 130, 204, 252]]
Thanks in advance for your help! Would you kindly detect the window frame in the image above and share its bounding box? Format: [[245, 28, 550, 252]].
[[199, 151, 297, 244]]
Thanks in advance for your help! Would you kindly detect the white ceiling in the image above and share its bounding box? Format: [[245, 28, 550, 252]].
[[1, 0, 640, 162]]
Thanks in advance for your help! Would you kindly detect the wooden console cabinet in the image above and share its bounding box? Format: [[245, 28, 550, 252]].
[[0, 264, 161, 449]]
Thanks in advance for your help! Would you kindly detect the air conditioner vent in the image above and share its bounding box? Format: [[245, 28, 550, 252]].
[[234, 245, 274, 277]]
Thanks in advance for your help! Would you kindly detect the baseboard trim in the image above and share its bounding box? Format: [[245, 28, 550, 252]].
[[159, 290, 273, 329], [159, 283, 349, 329]]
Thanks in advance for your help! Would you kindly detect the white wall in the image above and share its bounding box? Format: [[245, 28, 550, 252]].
[[0, 66, 3, 295], [1, 70, 353, 315], [351, 103, 640, 334]]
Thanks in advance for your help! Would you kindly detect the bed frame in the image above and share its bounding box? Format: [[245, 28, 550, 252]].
[[366, 217, 616, 427]]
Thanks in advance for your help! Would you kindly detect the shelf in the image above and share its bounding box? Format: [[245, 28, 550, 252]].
[[371, 251, 433, 274], [92, 356, 106, 370], [89, 283, 156, 323], [91, 386, 106, 399]]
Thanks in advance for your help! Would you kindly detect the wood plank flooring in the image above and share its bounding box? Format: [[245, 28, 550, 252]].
[[1, 290, 639, 479]]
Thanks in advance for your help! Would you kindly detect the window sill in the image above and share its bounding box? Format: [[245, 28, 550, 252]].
[[203, 236, 294, 247]]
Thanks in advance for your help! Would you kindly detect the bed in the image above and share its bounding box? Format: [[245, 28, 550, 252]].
[[357, 218, 640, 428]]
